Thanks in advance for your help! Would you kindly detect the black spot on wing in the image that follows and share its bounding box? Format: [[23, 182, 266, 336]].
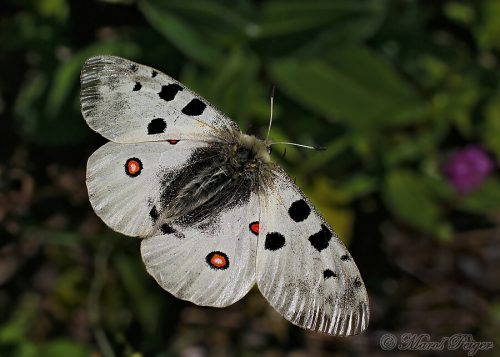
[[160, 224, 175, 234], [265, 232, 285, 251], [308, 224, 332, 252], [133, 82, 142, 91], [341, 254, 350, 261], [182, 98, 206, 116], [353, 277, 362, 288], [130, 64, 138, 72], [152, 70, 158, 78], [150, 206, 159, 222], [147, 118, 167, 135], [158, 83, 183, 101], [324, 269, 336, 279], [288, 199, 311, 222]]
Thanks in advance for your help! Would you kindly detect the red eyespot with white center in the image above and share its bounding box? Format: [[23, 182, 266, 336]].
[[206, 251, 229, 270], [125, 158, 143, 177]]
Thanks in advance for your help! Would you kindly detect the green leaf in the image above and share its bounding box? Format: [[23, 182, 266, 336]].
[[335, 174, 377, 202], [258, 0, 384, 38], [302, 136, 351, 171], [13, 73, 48, 138], [208, 48, 261, 125], [115, 254, 160, 333], [475, 0, 500, 49], [459, 178, 500, 213], [35, 0, 69, 22], [270, 47, 423, 129], [149, 1, 247, 36], [383, 170, 443, 234], [17, 342, 38, 357], [139, 0, 224, 67], [444, 2, 474, 25], [0, 295, 38, 344], [23, 227, 82, 245], [14, 40, 140, 146], [431, 80, 479, 139], [53, 270, 85, 305], [39, 340, 89, 357], [295, 11, 386, 56], [254, 1, 386, 57], [382, 119, 448, 167], [482, 91, 500, 157]]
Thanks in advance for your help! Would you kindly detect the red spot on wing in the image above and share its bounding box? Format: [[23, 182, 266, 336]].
[[249, 221, 259, 235], [125, 158, 142, 177], [210, 254, 226, 268], [167, 139, 179, 145], [206, 251, 229, 270]]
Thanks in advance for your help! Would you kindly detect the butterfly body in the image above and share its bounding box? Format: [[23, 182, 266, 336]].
[[153, 131, 273, 230], [81, 56, 369, 336]]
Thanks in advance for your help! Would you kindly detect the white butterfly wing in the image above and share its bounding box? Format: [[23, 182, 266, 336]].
[[140, 192, 259, 307], [256, 168, 369, 335], [86, 140, 207, 237], [81, 55, 239, 143]]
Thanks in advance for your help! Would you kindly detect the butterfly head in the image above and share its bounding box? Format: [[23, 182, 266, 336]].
[[233, 133, 271, 165]]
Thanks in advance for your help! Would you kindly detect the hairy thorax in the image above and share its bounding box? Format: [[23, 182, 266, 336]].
[[158, 131, 275, 228]]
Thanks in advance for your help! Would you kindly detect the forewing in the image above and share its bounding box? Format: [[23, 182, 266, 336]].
[[256, 168, 369, 335], [81, 55, 239, 143], [86, 140, 207, 237], [140, 192, 259, 307]]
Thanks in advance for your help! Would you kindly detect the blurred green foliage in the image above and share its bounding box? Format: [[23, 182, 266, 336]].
[[2, 0, 500, 355]]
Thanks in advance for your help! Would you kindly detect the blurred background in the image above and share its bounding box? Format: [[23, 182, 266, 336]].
[[1, 0, 500, 356]]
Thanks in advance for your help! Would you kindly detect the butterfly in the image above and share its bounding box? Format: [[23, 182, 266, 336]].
[[81, 55, 369, 336]]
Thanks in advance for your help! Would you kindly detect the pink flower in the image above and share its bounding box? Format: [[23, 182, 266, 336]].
[[443, 145, 495, 194]]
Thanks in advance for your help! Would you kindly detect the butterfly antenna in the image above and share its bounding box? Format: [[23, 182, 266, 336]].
[[265, 85, 325, 151], [270, 142, 326, 151], [266, 85, 276, 141]]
